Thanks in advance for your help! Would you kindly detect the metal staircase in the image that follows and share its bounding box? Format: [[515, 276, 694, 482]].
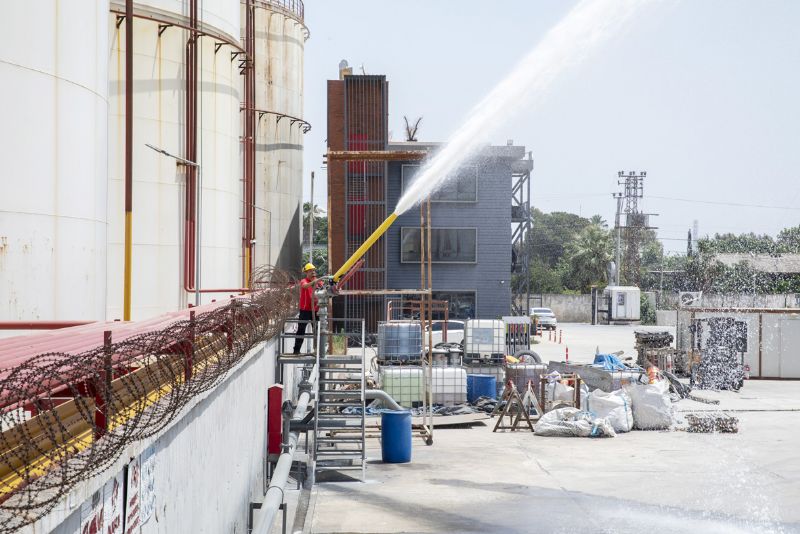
[[312, 318, 366, 482]]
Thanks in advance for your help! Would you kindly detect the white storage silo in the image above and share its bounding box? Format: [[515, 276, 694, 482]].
[[106, 0, 243, 319], [0, 1, 110, 323], [252, 2, 308, 272]]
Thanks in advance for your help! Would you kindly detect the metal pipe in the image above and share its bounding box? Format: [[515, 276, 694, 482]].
[[365, 389, 402, 410], [242, 0, 256, 288], [0, 321, 96, 331], [252, 364, 317, 534], [123, 0, 133, 321]]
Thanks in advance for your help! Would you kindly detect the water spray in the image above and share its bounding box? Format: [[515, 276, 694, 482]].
[[328, 0, 649, 289]]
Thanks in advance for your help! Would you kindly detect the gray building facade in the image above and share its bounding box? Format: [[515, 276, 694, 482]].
[[385, 143, 529, 320]]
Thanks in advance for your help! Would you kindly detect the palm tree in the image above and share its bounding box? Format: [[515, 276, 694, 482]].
[[303, 202, 325, 246], [590, 214, 608, 229], [567, 224, 612, 291]]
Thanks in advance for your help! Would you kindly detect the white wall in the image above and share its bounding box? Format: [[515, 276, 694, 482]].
[[42, 339, 281, 534]]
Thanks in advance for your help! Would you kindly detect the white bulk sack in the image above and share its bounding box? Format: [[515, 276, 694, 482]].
[[624, 381, 674, 430], [585, 389, 633, 433], [533, 407, 616, 438]]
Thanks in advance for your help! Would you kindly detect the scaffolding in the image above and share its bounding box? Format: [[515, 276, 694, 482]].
[[511, 152, 533, 315]]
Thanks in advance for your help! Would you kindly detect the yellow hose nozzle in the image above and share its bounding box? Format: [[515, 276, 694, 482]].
[[332, 212, 398, 282]]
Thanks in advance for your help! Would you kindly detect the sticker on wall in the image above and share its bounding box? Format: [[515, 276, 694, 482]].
[[140, 446, 157, 524], [80, 488, 103, 534], [80, 470, 123, 534], [104, 471, 124, 534], [124, 455, 142, 534]]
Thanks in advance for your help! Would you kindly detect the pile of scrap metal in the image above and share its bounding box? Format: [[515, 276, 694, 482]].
[[689, 317, 747, 391], [685, 412, 739, 433], [635, 330, 688, 376]]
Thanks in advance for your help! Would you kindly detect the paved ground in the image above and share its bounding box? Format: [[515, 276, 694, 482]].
[[303, 323, 800, 534], [532, 322, 676, 364]]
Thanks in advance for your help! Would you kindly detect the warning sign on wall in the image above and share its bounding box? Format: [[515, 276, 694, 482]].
[[80, 470, 123, 534], [124, 456, 141, 534], [139, 446, 156, 525]]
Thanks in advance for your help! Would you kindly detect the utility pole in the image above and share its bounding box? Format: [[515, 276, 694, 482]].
[[613, 171, 656, 287], [612, 192, 623, 286], [309, 171, 315, 257]]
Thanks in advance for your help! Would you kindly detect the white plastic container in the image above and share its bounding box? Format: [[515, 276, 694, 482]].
[[380, 367, 424, 408], [429, 367, 467, 406]]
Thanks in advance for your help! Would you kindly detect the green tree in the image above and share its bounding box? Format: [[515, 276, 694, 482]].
[[590, 214, 608, 228], [777, 225, 800, 252], [302, 202, 328, 245], [563, 224, 612, 292], [525, 209, 592, 267], [303, 248, 328, 276]]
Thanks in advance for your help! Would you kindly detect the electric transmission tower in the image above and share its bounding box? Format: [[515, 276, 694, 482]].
[[612, 171, 657, 286]]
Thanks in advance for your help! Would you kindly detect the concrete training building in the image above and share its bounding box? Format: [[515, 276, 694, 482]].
[[327, 68, 533, 330]]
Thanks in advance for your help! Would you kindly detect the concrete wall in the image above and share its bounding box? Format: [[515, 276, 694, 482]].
[[674, 309, 800, 378], [518, 294, 592, 323], [41, 339, 282, 534], [660, 292, 800, 310], [656, 309, 678, 326], [386, 146, 521, 320]]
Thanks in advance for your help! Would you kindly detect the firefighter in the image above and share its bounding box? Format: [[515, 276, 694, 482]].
[[293, 263, 319, 354]]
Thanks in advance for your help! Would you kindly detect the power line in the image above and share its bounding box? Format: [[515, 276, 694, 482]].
[[648, 195, 800, 211]]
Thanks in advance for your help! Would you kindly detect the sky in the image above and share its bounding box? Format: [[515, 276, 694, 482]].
[[301, 0, 800, 253]]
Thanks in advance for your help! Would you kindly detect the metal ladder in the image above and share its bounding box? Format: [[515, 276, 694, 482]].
[[312, 318, 366, 482]]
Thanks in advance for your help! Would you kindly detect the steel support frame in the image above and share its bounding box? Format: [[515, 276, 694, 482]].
[[511, 161, 532, 315]]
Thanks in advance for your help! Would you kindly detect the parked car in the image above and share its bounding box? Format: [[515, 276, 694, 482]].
[[426, 320, 465, 347], [530, 307, 558, 330]]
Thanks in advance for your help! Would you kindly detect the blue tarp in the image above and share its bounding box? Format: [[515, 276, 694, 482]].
[[592, 353, 628, 371]]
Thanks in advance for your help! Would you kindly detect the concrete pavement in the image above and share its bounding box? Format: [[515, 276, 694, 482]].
[[305, 324, 800, 534]]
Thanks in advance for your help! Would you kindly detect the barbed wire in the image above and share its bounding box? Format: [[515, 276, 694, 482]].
[[0, 266, 298, 533]]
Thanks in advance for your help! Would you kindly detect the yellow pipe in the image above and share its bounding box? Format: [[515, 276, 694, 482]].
[[333, 212, 398, 282], [123, 211, 132, 320], [244, 247, 251, 288]]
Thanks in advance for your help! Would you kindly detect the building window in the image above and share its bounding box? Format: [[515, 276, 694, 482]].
[[433, 291, 477, 320], [392, 291, 477, 320], [401, 227, 477, 263], [401, 164, 478, 202]]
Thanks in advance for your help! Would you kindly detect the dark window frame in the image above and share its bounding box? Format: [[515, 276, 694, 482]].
[[400, 227, 478, 264]]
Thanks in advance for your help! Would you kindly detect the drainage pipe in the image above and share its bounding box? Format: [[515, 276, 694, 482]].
[[252, 363, 318, 534]]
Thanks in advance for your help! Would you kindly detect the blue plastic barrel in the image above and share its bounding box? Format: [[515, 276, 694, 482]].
[[381, 410, 412, 463], [467, 374, 497, 403]]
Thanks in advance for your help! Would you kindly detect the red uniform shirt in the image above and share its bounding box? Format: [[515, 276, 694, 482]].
[[299, 277, 318, 312]]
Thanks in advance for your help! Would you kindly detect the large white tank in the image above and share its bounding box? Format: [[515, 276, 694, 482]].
[[0, 1, 306, 325], [0, 1, 110, 322], [252, 1, 307, 272], [107, 1, 243, 320]]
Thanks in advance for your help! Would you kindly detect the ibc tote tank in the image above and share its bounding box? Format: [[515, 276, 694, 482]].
[[0, 1, 110, 323], [378, 322, 423, 362]]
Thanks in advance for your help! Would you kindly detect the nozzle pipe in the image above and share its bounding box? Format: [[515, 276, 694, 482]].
[[332, 212, 398, 282]]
